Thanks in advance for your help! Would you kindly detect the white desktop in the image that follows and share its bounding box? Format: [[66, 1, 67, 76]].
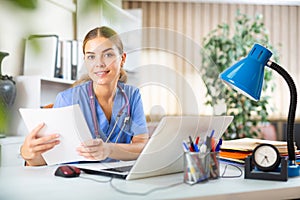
[[1, 163, 300, 200]]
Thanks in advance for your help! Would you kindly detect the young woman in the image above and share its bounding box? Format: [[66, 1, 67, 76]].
[[20, 26, 149, 166]]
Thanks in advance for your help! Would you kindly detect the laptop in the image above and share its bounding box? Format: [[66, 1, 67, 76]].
[[75, 115, 233, 180]]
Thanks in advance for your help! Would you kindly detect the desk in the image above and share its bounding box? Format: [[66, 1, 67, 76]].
[[0, 164, 300, 200]]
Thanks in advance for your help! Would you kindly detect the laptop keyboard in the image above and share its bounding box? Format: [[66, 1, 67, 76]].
[[104, 165, 133, 173]]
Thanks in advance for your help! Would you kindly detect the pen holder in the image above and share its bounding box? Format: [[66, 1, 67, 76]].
[[209, 152, 220, 179], [183, 151, 210, 185]]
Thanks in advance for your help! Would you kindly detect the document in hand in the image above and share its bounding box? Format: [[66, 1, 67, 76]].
[[19, 104, 93, 165]]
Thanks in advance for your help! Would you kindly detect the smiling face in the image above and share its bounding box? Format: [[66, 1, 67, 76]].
[[84, 36, 125, 86]]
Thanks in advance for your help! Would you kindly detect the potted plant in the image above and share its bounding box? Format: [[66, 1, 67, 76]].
[[201, 11, 279, 140]]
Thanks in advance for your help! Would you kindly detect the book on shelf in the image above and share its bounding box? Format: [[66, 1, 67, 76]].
[[71, 40, 78, 80], [220, 138, 298, 164], [57, 40, 80, 81]]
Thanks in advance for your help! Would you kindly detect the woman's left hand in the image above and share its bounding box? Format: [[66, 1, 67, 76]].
[[76, 139, 112, 160]]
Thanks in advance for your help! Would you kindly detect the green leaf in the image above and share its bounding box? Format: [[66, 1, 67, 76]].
[[10, 0, 38, 9]]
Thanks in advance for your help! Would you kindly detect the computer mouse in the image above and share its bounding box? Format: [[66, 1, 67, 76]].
[[54, 165, 81, 178]]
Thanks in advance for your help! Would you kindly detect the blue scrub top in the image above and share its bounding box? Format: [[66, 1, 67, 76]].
[[53, 81, 148, 144]]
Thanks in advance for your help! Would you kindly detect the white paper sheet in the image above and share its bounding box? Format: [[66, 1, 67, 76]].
[[19, 104, 93, 165]]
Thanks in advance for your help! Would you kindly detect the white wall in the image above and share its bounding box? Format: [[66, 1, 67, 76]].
[[124, 1, 300, 119], [0, 0, 75, 76]]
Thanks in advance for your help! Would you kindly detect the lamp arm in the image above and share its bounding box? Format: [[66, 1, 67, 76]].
[[267, 61, 297, 163]]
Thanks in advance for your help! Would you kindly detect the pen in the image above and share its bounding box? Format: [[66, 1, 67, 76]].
[[205, 136, 212, 152], [199, 143, 207, 153], [211, 137, 216, 152], [192, 137, 200, 152], [189, 136, 199, 152], [195, 136, 200, 145], [215, 139, 222, 152], [210, 130, 215, 137], [193, 143, 199, 152], [189, 136, 196, 152], [186, 153, 198, 182], [182, 142, 190, 152], [183, 141, 199, 182]]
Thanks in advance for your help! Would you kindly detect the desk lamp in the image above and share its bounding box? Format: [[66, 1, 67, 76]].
[[219, 43, 299, 179]]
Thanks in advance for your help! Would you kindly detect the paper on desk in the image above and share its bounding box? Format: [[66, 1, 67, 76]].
[[19, 104, 93, 165], [221, 138, 294, 154]]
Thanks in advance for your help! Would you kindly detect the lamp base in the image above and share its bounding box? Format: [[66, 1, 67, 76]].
[[275, 161, 300, 177], [287, 162, 300, 177], [244, 156, 288, 181]]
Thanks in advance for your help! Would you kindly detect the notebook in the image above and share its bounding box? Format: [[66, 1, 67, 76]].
[[75, 115, 233, 180]]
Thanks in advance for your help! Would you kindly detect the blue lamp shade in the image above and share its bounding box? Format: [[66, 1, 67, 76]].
[[219, 44, 273, 101]]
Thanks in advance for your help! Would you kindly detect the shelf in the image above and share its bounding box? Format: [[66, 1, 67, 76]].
[[41, 77, 75, 85]]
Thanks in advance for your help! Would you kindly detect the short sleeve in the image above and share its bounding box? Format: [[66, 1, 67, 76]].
[[129, 88, 148, 136], [53, 91, 72, 108]]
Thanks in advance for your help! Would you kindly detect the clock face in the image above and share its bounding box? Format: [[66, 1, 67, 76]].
[[252, 143, 281, 171]]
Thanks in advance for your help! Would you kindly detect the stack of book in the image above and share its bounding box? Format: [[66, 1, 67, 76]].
[[220, 138, 298, 165]]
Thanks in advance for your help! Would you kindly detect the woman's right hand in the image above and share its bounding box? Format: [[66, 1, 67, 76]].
[[20, 123, 60, 166]]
